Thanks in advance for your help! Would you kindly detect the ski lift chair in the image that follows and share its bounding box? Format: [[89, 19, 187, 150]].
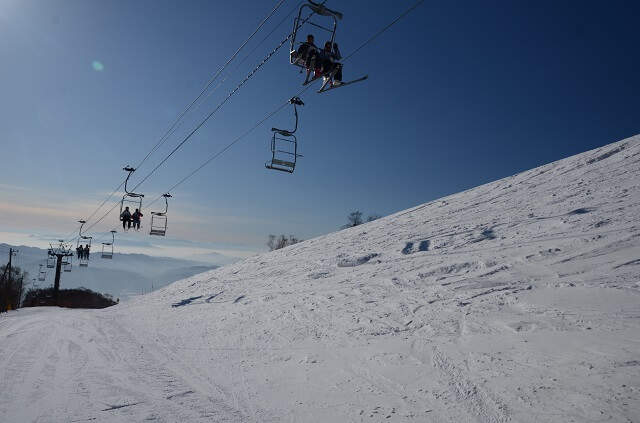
[[77, 220, 91, 267], [120, 193, 144, 220], [150, 194, 172, 236], [78, 239, 91, 267], [62, 256, 72, 272], [266, 132, 300, 173], [38, 264, 46, 282], [266, 97, 304, 173], [290, 1, 342, 69], [119, 166, 145, 224], [46, 251, 56, 269], [102, 230, 116, 259]]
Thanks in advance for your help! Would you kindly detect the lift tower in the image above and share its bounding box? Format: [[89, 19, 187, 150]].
[[48, 240, 73, 306]]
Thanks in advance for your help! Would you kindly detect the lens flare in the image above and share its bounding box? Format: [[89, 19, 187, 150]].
[[92, 61, 104, 71]]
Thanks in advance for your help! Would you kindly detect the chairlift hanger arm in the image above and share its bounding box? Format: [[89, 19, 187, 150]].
[[103, 230, 116, 246], [308, 0, 343, 20], [153, 193, 171, 215], [78, 220, 87, 238], [271, 97, 304, 136], [122, 166, 144, 196]]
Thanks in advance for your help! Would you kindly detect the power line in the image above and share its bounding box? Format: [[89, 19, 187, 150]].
[[342, 0, 425, 62], [134, 0, 289, 173]]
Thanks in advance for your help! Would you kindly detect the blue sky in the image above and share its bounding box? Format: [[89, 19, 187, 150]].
[[1, 0, 639, 260]]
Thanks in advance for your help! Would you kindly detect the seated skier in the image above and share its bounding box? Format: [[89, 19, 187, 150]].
[[291, 34, 321, 81], [318, 41, 343, 86], [132, 208, 144, 231], [120, 206, 132, 231]]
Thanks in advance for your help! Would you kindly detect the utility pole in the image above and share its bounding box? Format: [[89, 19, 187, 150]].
[[0, 250, 8, 285], [1, 248, 18, 310], [8, 248, 16, 308], [7, 248, 13, 283], [49, 241, 73, 306], [3, 248, 15, 283]]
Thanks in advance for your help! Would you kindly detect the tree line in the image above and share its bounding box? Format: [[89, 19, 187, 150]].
[[23, 287, 117, 309], [0, 264, 28, 312], [267, 210, 381, 251], [1, 263, 117, 312]]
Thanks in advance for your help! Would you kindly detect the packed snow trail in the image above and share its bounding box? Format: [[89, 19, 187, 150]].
[[0, 308, 255, 422], [1, 135, 640, 422]]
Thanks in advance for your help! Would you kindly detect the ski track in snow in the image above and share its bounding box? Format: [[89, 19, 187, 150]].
[[2, 136, 640, 422]]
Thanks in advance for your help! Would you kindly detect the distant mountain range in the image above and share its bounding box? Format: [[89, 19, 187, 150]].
[[0, 243, 233, 301]]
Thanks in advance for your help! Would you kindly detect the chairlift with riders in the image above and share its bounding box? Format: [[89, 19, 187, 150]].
[[120, 166, 144, 225], [77, 220, 92, 267], [266, 97, 304, 173], [290, 1, 367, 92]]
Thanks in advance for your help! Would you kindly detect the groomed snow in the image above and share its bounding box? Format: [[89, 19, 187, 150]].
[[1, 136, 639, 422]]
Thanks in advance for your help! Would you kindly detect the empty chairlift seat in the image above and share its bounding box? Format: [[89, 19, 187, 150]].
[[149, 193, 172, 236], [101, 230, 116, 259], [266, 97, 304, 173]]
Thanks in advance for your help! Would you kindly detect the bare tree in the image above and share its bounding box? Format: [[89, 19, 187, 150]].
[[0, 264, 28, 311], [267, 234, 302, 251], [341, 211, 364, 229], [267, 235, 277, 251]]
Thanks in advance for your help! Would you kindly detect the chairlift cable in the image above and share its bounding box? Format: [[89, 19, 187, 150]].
[[134, 0, 288, 173], [61, 180, 125, 244], [84, 181, 125, 222], [127, 0, 326, 194], [146, 98, 295, 208], [82, 201, 122, 239], [144, 80, 322, 208], [60, 1, 288, 243], [61, 223, 84, 244], [69, 0, 417, 242], [143, 0, 426, 199], [128, 34, 293, 195], [84, 1, 342, 230], [79, 1, 322, 238], [186, 1, 305, 120], [341, 0, 425, 63], [233, 1, 305, 71], [73, 36, 296, 242]]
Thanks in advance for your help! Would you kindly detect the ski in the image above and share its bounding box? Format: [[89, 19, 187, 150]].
[[302, 69, 332, 86], [318, 75, 369, 93]]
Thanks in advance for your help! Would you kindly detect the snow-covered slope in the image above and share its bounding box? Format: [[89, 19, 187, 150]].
[[1, 136, 639, 422]]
